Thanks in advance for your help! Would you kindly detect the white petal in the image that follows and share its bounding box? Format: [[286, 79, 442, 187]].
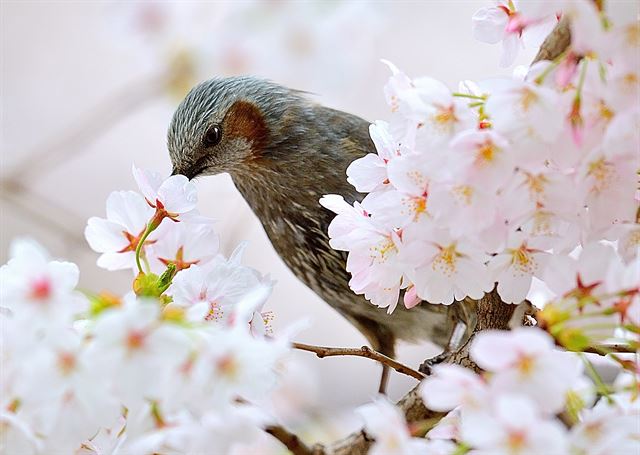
[[472, 7, 508, 44], [132, 164, 162, 203], [85, 217, 128, 253]]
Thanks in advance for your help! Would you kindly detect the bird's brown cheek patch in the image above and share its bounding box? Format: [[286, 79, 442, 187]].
[[224, 100, 269, 157]]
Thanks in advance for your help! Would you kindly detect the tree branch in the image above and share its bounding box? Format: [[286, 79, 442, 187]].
[[265, 425, 317, 455], [292, 342, 425, 381], [582, 344, 638, 355]]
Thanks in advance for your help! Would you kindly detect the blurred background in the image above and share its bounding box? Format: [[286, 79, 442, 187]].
[[2, 0, 636, 439]]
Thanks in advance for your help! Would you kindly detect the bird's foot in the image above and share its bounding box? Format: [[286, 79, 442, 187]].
[[418, 351, 451, 376]]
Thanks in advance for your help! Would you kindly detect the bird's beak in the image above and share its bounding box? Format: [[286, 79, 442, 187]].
[[173, 164, 202, 180]]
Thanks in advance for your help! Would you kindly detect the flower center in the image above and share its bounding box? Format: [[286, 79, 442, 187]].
[[158, 245, 199, 272], [30, 277, 52, 301], [524, 173, 547, 201], [509, 245, 537, 275], [507, 430, 527, 452], [126, 330, 146, 350], [453, 185, 473, 206], [516, 353, 535, 376], [370, 236, 397, 263], [476, 140, 498, 165], [587, 157, 614, 193], [431, 104, 458, 132], [119, 228, 157, 253], [432, 244, 459, 276], [216, 354, 239, 379], [519, 87, 538, 111], [57, 351, 77, 376]]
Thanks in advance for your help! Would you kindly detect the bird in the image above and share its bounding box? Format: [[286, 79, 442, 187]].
[[167, 76, 467, 392]]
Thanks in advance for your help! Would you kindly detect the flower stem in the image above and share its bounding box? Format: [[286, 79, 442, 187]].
[[533, 49, 568, 85], [574, 59, 589, 101], [580, 354, 613, 403], [452, 92, 486, 101], [135, 224, 155, 275]]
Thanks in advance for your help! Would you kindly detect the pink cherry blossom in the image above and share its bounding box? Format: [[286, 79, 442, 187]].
[[461, 394, 568, 455], [485, 78, 564, 145], [488, 232, 550, 304], [320, 194, 406, 312], [569, 401, 640, 455], [401, 222, 493, 305], [470, 328, 583, 414], [346, 120, 401, 192], [472, 1, 558, 67], [448, 128, 514, 191], [357, 397, 429, 455], [419, 364, 488, 412]]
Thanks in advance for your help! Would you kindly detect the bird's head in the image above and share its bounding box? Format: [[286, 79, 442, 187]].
[[168, 76, 301, 179]]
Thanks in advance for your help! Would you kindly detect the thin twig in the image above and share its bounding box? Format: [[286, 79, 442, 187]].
[[582, 344, 638, 355], [265, 425, 317, 455], [292, 342, 425, 381]]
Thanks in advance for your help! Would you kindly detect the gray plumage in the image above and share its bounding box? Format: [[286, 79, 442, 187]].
[[168, 77, 463, 388]]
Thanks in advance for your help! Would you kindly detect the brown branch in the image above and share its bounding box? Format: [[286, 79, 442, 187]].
[[582, 344, 638, 355], [292, 342, 425, 381], [265, 425, 318, 455]]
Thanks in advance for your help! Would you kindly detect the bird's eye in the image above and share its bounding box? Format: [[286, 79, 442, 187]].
[[203, 125, 222, 147]]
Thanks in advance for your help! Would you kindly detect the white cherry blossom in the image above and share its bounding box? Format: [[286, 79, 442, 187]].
[[132, 164, 198, 219], [148, 221, 219, 274], [489, 233, 550, 304], [85, 190, 157, 271], [461, 394, 568, 455], [0, 238, 81, 324], [401, 222, 493, 305], [470, 328, 583, 414], [357, 397, 429, 455]]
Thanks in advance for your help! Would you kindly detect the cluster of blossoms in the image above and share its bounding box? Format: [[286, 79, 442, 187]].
[[323, 1, 640, 453], [0, 167, 298, 453], [322, 0, 639, 333], [360, 328, 639, 455], [2, 1, 639, 454]]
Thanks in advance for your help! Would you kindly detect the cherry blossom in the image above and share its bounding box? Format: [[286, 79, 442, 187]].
[[484, 78, 564, 146], [401, 221, 493, 305], [165, 244, 273, 329], [470, 328, 583, 414], [85, 190, 157, 272], [569, 400, 640, 455], [462, 394, 568, 455], [472, 1, 558, 67], [320, 194, 406, 312], [419, 364, 489, 412], [356, 397, 429, 455], [346, 120, 401, 192], [86, 297, 192, 409], [488, 233, 550, 304], [0, 238, 81, 324], [132, 164, 198, 219], [148, 221, 219, 274]]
